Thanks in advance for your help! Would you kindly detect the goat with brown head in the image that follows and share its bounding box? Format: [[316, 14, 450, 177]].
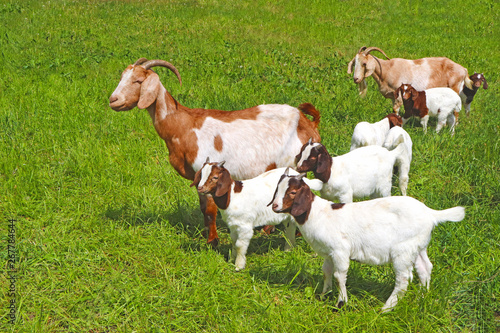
[[109, 59, 181, 112]]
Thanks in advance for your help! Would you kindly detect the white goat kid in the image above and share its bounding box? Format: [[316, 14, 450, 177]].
[[270, 171, 465, 312], [350, 113, 403, 151], [296, 141, 410, 199], [191, 160, 321, 271]]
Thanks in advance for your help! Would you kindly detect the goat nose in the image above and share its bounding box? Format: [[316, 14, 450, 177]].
[[109, 95, 118, 104], [272, 203, 278, 210]]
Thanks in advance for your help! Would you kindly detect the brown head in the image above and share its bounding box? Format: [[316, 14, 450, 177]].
[[347, 47, 391, 96], [470, 73, 488, 90], [269, 170, 314, 225], [385, 113, 403, 128], [109, 58, 182, 111], [295, 140, 332, 183], [190, 158, 233, 197], [395, 83, 418, 101]]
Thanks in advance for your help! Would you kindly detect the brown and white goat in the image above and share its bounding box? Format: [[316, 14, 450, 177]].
[[347, 46, 473, 113], [461, 73, 488, 115], [269, 170, 465, 312], [109, 58, 321, 247], [394, 84, 462, 134]]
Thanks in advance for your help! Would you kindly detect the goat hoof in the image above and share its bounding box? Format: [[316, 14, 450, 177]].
[[332, 301, 345, 312], [207, 237, 219, 248]]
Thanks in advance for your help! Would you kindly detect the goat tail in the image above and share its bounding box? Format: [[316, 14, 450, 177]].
[[391, 142, 411, 195], [298, 103, 321, 128], [392, 142, 409, 169], [431, 206, 465, 225]]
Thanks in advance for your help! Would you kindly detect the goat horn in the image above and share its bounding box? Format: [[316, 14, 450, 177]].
[[142, 59, 182, 86], [134, 58, 149, 65], [363, 47, 390, 60], [357, 46, 367, 54]]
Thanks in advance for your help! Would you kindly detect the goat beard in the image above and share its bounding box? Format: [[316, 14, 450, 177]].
[[358, 79, 368, 97]]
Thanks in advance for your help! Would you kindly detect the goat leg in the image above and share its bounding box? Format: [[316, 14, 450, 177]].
[[199, 194, 220, 248]]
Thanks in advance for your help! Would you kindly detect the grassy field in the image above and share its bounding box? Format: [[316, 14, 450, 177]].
[[0, 0, 499, 331]]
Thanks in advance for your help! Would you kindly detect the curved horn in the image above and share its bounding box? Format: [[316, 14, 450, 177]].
[[142, 59, 182, 86], [134, 58, 149, 65], [358, 46, 367, 54], [363, 47, 390, 60]]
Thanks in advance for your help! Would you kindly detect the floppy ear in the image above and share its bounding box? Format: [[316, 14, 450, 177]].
[[347, 57, 355, 74], [393, 87, 401, 100], [316, 153, 328, 174], [290, 186, 312, 217], [316, 146, 331, 174], [482, 76, 488, 89], [138, 72, 160, 109], [190, 169, 202, 188], [411, 88, 419, 101], [215, 169, 232, 197]]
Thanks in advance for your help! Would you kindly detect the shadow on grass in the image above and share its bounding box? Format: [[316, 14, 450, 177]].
[[103, 202, 294, 255], [103, 202, 204, 238], [103, 203, 396, 305], [248, 253, 395, 307]]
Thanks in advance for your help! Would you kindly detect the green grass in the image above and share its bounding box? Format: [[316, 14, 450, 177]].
[[0, 0, 499, 331]]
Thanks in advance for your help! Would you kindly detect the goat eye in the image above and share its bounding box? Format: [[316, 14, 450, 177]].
[[290, 191, 297, 195], [213, 176, 219, 180]]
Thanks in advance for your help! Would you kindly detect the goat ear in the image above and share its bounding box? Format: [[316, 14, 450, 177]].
[[483, 76, 488, 89], [190, 169, 202, 188], [364, 60, 375, 78], [411, 88, 419, 101], [316, 153, 330, 174], [393, 87, 400, 100], [347, 57, 355, 74], [138, 72, 160, 109], [291, 186, 312, 217], [215, 169, 232, 197], [316, 146, 331, 174]]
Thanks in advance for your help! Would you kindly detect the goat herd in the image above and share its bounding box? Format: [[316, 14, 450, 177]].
[[109, 47, 488, 312]]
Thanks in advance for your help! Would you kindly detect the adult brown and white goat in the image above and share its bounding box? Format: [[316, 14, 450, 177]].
[[347, 46, 473, 113], [109, 58, 321, 247]]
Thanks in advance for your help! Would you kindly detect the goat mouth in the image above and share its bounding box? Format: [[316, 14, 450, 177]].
[[295, 166, 308, 173], [272, 206, 284, 213], [109, 102, 131, 111]]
